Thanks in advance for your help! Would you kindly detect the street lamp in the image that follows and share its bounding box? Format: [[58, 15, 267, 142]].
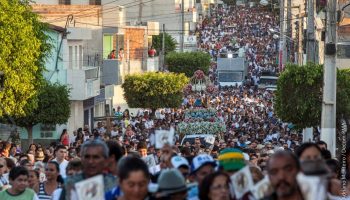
[[269, 29, 296, 43], [269, 28, 299, 65]]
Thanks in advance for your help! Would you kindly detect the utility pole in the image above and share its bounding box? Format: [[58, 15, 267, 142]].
[[159, 24, 165, 71], [321, 0, 337, 157], [279, 0, 286, 71], [162, 24, 165, 71], [298, 5, 303, 65], [138, 0, 143, 25], [306, 0, 316, 62], [286, 0, 292, 63], [180, 0, 185, 52]]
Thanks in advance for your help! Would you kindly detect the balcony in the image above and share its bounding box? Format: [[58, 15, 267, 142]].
[[101, 59, 121, 85], [147, 56, 159, 72], [67, 66, 100, 101], [67, 27, 92, 40]]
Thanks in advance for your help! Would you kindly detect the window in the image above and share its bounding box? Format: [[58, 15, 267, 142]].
[[69, 46, 73, 69], [89, 0, 101, 5], [337, 44, 350, 59], [75, 46, 78, 69], [40, 124, 56, 138], [79, 45, 83, 69], [59, 0, 71, 5], [69, 45, 83, 69], [103, 35, 114, 59]]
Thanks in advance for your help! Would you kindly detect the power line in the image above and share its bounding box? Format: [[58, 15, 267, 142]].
[[45, 0, 122, 23], [47, 0, 157, 23]]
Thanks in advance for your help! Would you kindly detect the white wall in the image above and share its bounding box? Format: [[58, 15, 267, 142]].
[[67, 101, 84, 134], [112, 85, 138, 114]]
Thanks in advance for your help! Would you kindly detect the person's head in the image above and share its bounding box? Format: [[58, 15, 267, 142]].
[[0, 158, 7, 175], [19, 154, 29, 162], [81, 139, 109, 177], [54, 145, 67, 161], [199, 172, 230, 200], [10, 145, 17, 156], [45, 161, 60, 182], [28, 170, 40, 186], [61, 129, 67, 135], [326, 159, 340, 179], [295, 142, 322, 162], [250, 166, 264, 184], [191, 154, 217, 184], [171, 156, 190, 178], [106, 140, 123, 175], [4, 157, 15, 173], [316, 140, 327, 150], [9, 166, 29, 194], [66, 159, 83, 176], [137, 142, 148, 157], [35, 148, 45, 162], [29, 144, 37, 152], [156, 169, 188, 200], [19, 159, 33, 170], [118, 156, 150, 200], [267, 151, 300, 199]]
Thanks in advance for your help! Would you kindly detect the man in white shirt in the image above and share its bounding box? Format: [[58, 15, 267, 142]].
[[52, 145, 69, 179]]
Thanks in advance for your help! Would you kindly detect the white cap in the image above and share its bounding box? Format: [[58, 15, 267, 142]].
[[191, 154, 216, 173], [171, 156, 189, 169]]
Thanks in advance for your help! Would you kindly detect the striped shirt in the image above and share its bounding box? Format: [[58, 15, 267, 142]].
[[37, 182, 60, 200]]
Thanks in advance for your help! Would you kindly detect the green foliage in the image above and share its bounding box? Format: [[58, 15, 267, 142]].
[[0, 0, 51, 117], [336, 69, 350, 118], [14, 82, 71, 142], [275, 63, 323, 128], [275, 63, 350, 129], [152, 33, 177, 55], [166, 52, 211, 77], [122, 72, 189, 109]]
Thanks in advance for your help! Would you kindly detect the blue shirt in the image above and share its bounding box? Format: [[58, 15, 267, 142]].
[[105, 186, 122, 200]]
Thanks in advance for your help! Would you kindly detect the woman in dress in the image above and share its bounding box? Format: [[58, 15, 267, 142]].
[[59, 129, 69, 147], [37, 161, 63, 200]]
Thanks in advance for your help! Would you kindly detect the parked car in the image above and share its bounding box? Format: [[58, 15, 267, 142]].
[[180, 134, 215, 148]]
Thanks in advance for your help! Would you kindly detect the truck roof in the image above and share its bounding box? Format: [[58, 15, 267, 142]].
[[217, 57, 245, 71]]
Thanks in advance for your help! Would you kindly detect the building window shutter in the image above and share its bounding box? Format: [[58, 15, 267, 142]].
[[59, 0, 71, 5]]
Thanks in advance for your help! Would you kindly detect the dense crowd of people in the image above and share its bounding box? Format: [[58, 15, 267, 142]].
[[0, 3, 349, 200]]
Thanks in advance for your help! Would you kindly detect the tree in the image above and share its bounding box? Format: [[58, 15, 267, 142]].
[[0, 0, 51, 117], [166, 52, 211, 77], [14, 82, 71, 143], [275, 63, 350, 129], [122, 72, 189, 116], [152, 33, 177, 55]]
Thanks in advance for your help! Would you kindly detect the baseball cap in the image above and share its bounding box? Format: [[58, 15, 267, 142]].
[[171, 156, 189, 169], [218, 148, 246, 171], [191, 154, 217, 174]]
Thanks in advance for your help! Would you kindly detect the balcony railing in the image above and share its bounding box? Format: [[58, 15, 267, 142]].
[[67, 66, 100, 100]]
